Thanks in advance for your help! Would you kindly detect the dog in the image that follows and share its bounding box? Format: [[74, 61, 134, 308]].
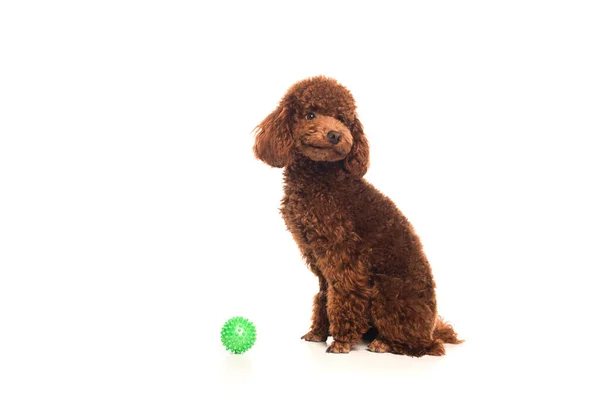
[[253, 76, 461, 356]]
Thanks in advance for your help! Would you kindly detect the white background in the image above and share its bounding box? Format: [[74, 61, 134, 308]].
[[1, 1, 599, 399]]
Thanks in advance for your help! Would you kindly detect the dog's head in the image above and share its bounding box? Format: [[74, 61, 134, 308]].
[[253, 76, 369, 177]]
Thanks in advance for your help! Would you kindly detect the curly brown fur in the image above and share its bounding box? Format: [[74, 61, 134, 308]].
[[253, 76, 462, 356]]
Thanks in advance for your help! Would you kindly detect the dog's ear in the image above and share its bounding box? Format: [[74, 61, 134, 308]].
[[344, 116, 370, 177], [253, 101, 294, 168]]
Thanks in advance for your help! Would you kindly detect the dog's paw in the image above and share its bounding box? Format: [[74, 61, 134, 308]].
[[326, 341, 351, 354], [301, 331, 328, 342], [367, 339, 390, 353]]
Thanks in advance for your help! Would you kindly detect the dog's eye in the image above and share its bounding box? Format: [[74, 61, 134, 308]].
[[306, 112, 316, 120], [338, 116, 346, 124]]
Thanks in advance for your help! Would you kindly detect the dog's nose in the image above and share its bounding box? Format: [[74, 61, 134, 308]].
[[327, 131, 341, 145]]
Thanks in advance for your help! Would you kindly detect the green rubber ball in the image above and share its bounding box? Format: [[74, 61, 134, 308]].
[[220, 317, 256, 354]]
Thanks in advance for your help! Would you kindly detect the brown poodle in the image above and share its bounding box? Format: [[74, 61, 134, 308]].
[[253, 76, 462, 356]]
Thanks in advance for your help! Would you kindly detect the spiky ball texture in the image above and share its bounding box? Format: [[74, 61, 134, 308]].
[[220, 317, 256, 354]]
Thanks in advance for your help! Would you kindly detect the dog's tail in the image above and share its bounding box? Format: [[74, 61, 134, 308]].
[[433, 317, 463, 344]]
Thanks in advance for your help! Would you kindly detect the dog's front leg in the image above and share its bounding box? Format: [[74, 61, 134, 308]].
[[301, 269, 329, 342], [324, 256, 371, 354]]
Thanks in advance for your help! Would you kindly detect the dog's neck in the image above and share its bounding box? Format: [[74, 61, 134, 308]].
[[283, 157, 346, 187]]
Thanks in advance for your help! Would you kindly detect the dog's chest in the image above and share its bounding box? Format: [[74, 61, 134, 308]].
[[280, 188, 338, 246]]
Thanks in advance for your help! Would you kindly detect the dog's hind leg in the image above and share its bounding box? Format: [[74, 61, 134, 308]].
[[367, 335, 445, 356], [369, 274, 445, 357], [366, 336, 392, 353]]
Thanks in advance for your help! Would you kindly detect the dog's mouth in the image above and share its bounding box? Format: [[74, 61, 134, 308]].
[[300, 140, 351, 162], [304, 143, 332, 150], [301, 140, 348, 154]]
